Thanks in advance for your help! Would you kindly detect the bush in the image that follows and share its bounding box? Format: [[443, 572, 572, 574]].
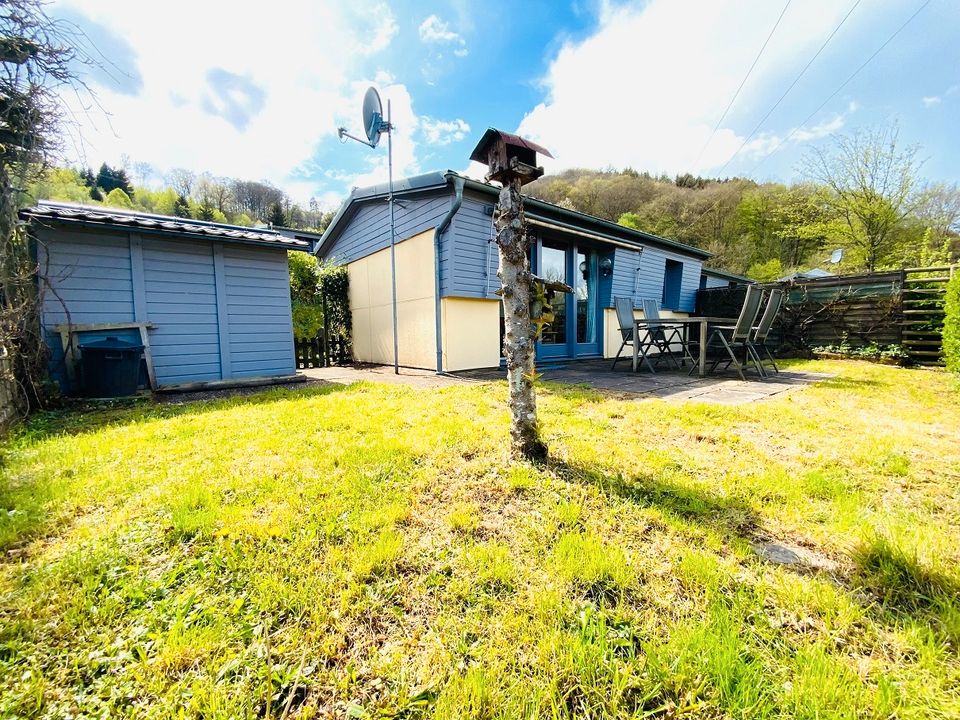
[[944, 271, 960, 373]]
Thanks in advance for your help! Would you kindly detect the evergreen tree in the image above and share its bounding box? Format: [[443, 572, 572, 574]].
[[196, 204, 216, 221], [173, 194, 191, 218], [267, 201, 286, 227], [95, 162, 134, 196]]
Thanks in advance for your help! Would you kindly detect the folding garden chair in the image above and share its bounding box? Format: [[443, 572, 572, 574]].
[[690, 285, 765, 380], [752, 288, 784, 375], [611, 297, 655, 372], [636, 298, 687, 372]]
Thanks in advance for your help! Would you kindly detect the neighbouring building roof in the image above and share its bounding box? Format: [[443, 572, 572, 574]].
[[21, 201, 319, 251], [317, 170, 712, 260], [701, 267, 754, 283], [777, 268, 835, 282]]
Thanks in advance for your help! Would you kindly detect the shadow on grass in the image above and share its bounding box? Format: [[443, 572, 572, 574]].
[[11, 381, 353, 444], [851, 533, 960, 614], [814, 376, 884, 391], [547, 457, 758, 538]]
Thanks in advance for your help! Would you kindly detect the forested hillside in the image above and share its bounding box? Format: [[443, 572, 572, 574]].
[[526, 127, 959, 278], [26, 127, 959, 279], [26, 163, 334, 232]]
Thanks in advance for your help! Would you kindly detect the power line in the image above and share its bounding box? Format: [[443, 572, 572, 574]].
[[687, 0, 792, 175], [746, 0, 931, 176], [675, 0, 928, 240], [712, 0, 863, 179]]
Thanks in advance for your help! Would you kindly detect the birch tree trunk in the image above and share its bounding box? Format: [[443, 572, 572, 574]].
[[495, 177, 548, 461]]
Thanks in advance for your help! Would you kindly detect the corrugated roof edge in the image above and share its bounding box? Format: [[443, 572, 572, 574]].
[[315, 170, 711, 260], [702, 267, 754, 283], [21, 201, 310, 250]]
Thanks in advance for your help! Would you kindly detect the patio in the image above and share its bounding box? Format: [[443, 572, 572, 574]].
[[303, 360, 830, 405]]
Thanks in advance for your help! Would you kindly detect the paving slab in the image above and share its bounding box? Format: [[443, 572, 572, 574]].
[[302, 360, 830, 405]]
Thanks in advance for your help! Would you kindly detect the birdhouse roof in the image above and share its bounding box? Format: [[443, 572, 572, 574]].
[[469, 128, 553, 164]]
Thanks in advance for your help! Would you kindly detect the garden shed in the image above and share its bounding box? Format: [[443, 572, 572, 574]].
[[22, 201, 314, 393]]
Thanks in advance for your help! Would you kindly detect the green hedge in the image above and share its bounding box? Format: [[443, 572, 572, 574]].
[[944, 270, 960, 373]]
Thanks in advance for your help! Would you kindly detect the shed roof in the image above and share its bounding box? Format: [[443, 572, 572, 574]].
[[316, 171, 712, 260], [21, 201, 315, 251], [701, 267, 754, 283]]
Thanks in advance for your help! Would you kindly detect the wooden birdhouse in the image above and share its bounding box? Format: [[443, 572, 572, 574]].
[[469, 128, 553, 186]]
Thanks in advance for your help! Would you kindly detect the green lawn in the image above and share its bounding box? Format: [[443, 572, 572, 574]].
[[1, 361, 959, 719]]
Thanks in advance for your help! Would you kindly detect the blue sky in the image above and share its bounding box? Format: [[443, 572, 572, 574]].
[[58, 0, 959, 208]]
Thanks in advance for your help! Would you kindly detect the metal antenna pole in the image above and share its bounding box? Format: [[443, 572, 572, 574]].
[[387, 99, 399, 374]]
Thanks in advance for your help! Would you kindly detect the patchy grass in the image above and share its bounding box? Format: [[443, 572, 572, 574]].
[[1, 360, 960, 718]]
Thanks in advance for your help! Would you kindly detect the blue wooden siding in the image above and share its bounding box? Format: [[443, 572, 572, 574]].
[[141, 237, 222, 385], [38, 226, 295, 391], [444, 194, 498, 299], [222, 245, 295, 378], [39, 229, 135, 326], [610, 245, 702, 312], [324, 193, 451, 264], [702, 274, 731, 289], [323, 187, 705, 313]]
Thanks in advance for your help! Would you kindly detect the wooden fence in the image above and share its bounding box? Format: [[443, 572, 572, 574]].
[[294, 330, 349, 370], [696, 265, 956, 365]]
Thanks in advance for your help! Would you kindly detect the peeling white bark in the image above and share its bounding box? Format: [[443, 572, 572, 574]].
[[496, 178, 548, 461]]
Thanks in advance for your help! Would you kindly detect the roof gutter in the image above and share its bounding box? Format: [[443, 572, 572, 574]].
[[433, 174, 464, 374]]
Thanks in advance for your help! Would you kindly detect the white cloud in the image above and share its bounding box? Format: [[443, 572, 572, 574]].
[[922, 95, 942, 108], [53, 0, 399, 206], [418, 14, 467, 57], [741, 111, 849, 158], [357, 5, 399, 56], [420, 117, 470, 145], [516, 0, 856, 177], [419, 15, 460, 43]]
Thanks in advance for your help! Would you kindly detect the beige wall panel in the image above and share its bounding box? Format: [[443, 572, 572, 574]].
[[351, 306, 372, 362], [348, 259, 370, 310], [397, 297, 438, 368], [396, 230, 436, 303], [365, 249, 393, 309], [442, 298, 501, 371], [345, 228, 437, 367]]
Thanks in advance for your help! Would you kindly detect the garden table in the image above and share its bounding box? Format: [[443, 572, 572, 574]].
[[633, 316, 738, 376]]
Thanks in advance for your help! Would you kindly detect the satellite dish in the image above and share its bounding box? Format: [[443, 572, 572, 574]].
[[830, 248, 844, 264], [362, 86, 384, 147]]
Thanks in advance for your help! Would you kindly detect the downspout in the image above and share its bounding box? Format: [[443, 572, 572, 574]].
[[434, 174, 465, 374]]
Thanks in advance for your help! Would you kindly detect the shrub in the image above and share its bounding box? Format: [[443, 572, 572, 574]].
[[944, 271, 960, 373]]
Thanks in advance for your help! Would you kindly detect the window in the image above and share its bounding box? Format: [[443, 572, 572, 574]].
[[662, 259, 683, 310]]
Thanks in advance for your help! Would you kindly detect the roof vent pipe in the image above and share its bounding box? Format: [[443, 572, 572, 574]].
[[434, 174, 465, 374]]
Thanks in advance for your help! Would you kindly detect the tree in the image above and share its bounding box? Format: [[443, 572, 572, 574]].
[[801, 125, 923, 271], [172, 194, 191, 218], [1, 0, 94, 412], [103, 187, 134, 208], [167, 167, 195, 199], [495, 173, 548, 461], [914, 182, 960, 263], [267, 201, 286, 227], [95, 162, 133, 196]]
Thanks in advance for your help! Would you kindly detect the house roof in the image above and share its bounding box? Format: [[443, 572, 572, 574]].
[[316, 170, 712, 260], [21, 201, 315, 251], [701, 267, 754, 283]]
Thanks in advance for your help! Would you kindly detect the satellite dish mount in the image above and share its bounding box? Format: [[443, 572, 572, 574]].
[[336, 87, 400, 374]]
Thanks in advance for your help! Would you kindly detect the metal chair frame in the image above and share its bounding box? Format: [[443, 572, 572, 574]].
[[691, 285, 766, 380], [752, 288, 785, 375], [637, 298, 688, 373]]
